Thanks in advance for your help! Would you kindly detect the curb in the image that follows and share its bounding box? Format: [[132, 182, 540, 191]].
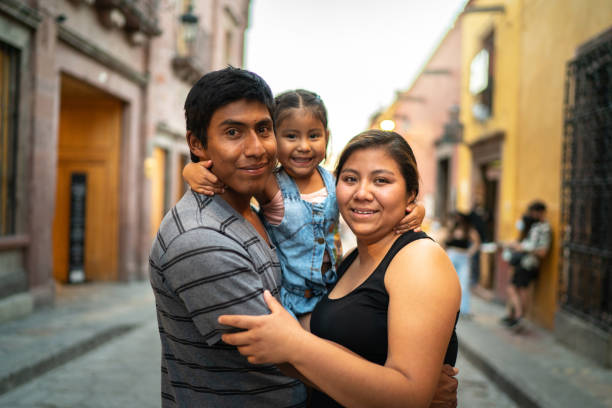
[[0, 323, 137, 395], [459, 340, 540, 408]]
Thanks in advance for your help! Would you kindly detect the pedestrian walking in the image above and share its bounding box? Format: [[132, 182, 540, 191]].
[[443, 211, 481, 317]]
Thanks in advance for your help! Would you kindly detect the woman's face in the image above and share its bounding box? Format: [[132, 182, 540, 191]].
[[336, 148, 412, 243]]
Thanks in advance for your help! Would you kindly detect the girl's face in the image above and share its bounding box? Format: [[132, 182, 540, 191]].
[[336, 148, 412, 243], [275, 108, 328, 181]]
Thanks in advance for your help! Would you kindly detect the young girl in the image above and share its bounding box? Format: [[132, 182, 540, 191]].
[[183, 89, 425, 320]]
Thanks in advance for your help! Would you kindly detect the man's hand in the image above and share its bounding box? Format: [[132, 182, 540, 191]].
[[430, 364, 458, 408]]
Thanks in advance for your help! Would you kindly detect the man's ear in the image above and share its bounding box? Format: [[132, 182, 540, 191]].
[[186, 131, 209, 161]]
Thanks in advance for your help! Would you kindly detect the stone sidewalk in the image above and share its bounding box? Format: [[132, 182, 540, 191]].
[[0, 280, 610, 408], [0, 281, 156, 395], [457, 295, 612, 408]]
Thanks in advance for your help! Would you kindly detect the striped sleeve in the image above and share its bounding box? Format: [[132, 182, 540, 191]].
[[159, 228, 271, 345]]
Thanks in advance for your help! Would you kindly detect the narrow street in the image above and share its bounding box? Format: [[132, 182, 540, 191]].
[[0, 316, 517, 408]]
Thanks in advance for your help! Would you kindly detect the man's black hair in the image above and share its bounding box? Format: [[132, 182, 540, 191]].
[[184, 66, 275, 162]]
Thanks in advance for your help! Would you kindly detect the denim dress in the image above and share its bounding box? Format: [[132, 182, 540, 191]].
[[262, 166, 340, 317]]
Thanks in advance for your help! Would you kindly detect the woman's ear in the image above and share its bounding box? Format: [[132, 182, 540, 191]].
[[187, 131, 209, 161], [406, 191, 417, 206]]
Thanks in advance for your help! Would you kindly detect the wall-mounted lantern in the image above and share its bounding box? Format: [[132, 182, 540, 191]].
[[436, 105, 464, 147], [180, 5, 199, 46]]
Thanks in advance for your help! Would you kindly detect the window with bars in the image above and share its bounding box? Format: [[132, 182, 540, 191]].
[[561, 29, 612, 331], [0, 41, 19, 236]]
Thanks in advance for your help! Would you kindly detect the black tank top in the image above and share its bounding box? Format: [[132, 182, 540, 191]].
[[309, 231, 459, 408]]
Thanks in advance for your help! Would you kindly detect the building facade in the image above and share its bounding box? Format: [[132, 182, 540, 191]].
[[458, 0, 612, 364], [0, 0, 250, 321], [370, 15, 463, 230]]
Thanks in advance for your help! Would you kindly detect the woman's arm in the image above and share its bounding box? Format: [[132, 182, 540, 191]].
[[467, 227, 481, 258], [219, 240, 460, 408]]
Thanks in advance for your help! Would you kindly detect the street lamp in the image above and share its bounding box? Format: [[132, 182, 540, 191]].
[[380, 119, 396, 131], [180, 4, 199, 47]]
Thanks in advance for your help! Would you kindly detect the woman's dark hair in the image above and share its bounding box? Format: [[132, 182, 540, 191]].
[[449, 211, 472, 237], [334, 130, 419, 200], [184, 66, 274, 162], [273, 89, 328, 131]]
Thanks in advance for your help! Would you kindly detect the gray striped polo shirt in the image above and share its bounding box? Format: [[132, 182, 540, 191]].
[[149, 190, 307, 407]]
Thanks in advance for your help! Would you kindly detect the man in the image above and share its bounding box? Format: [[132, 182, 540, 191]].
[[501, 200, 551, 327], [150, 67, 458, 407], [149, 67, 307, 407]]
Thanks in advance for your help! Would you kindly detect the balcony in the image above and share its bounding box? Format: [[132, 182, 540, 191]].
[[69, 0, 161, 44]]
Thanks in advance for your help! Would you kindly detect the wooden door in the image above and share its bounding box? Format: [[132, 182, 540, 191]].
[[53, 76, 121, 282]]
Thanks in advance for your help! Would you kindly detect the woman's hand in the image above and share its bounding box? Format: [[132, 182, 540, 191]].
[[182, 160, 225, 196], [394, 202, 426, 234], [218, 290, 307, 365]]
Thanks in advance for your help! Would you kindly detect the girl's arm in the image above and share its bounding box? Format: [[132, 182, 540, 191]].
[[183, 160, 225, 196], [219, 240, 460, 408], [182, 160, 279, 204], [394, 201, 426, 234]]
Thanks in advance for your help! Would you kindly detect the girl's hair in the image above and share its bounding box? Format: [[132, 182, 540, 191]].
[[334, 130, 419, 200], [273, 89, 328, 130]]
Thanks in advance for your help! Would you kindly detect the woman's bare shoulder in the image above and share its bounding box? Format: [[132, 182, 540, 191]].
[[385, 236, 459, 296]]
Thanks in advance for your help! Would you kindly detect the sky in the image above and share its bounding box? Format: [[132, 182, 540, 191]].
[[245, 0, 468, 159]]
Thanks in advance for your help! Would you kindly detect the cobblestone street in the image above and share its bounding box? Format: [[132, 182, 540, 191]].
[[0, 319, 160, 408], [0, 313, 516, 408]]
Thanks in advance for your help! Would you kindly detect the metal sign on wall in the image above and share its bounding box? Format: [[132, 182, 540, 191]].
[[68, 173, 87, 283]]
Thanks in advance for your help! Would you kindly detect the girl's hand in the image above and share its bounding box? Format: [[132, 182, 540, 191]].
[[394, 202, 426, 234], [218, 290, 307, 365], [182, 160, 225, 196]]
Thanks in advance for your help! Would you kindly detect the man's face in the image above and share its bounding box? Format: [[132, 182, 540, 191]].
[[191, 99, 276, 204], [532, 209, 546, 221]]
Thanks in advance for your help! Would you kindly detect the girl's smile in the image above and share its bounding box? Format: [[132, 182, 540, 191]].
[[276, 108, 328, 183]]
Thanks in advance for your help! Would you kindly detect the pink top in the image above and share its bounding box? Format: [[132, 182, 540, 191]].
[[262, 187, 328, 226]]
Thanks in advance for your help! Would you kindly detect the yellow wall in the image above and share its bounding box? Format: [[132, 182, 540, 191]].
[[516, 0, 612, 327], [459, 0, 522, 235], [459, 0, 612, 328]]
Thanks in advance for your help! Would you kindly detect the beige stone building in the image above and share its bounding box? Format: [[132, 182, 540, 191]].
[[0, 0, 250, 321]]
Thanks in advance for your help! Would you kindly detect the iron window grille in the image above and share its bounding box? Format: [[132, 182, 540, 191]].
[[561, 29, 612, 332]]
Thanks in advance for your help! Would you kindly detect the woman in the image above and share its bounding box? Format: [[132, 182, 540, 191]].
[[443, 212, 480, 316], [219, 130, 461, 408]]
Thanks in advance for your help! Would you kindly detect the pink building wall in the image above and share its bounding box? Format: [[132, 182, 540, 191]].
[[392, 18, 462, 220]]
